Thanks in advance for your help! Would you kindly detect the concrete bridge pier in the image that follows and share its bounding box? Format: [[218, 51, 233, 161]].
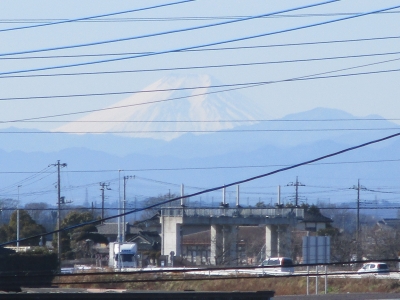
[[211, 225, 238, 265], [265, 225, 278, 258], [161, 216, 182, 259], [265, 225, 292, 258]]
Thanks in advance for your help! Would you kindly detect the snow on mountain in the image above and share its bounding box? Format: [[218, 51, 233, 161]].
[[54, 74, 269, 141]]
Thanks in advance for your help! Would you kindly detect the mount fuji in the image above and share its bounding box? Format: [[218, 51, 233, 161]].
[[3, 73, 399, 158], [55, 74, 269, 141]]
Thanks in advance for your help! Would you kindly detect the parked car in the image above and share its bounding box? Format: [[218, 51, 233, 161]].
[[259, 257, 294, 274], [357, 262, 389, 274]]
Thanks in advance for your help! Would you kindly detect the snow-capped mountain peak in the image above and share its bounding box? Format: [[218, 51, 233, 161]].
[[55, 74, 269, 141]]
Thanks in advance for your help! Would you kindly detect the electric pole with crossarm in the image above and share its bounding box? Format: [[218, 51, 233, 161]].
[[287, 176, 305, 207], [49, 160, 67, 268], [350, 179, 367, 261], [99, 182, 111, 224]]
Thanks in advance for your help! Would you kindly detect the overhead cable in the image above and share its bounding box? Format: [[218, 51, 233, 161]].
[[2, 10, 400, 24], [0, 0, 195, 33], [0, 50, 399, 79], [3, 127, 400, 134], [1, 56, 399, 125], [0, 166, 54, 194], [16, 0, 400, 76], [0, 158, 400, 174], [0, 0, 338, 58], [1, 35, 400, 62], [1, 54, 399, 103], [10, 117, 400, 123], [1, 66, 399, 122], [1, 1, 399, 76]]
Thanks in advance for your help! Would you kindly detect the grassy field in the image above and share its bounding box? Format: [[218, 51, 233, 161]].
[[55, 273, 400, 296]]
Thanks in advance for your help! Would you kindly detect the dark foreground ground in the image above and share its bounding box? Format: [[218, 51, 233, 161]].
[[276, 293, 400, 300], [0, 289, 397, 300], [0, 289, 275, 300]]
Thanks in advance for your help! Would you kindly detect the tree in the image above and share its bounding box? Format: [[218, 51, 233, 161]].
[[53, 211, 105, 259], [0, 210, 46, 246], [255, 201, 267, 208], [361, 224, 400, 264], [241, 226, 265, 265], [317, 223, 356, 263], [0, 198, 19, 224]]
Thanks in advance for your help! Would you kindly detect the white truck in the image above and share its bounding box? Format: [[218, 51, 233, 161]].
[[109, 242, 138, 269]]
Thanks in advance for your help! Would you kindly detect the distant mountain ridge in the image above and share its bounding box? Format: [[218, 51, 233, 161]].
[[1, 107, 399, 158], [2, 135, 400, 211]]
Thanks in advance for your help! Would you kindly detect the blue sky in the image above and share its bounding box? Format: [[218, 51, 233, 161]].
[[0, 0, 399, 130]]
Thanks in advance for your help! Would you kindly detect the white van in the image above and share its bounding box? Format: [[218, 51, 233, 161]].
[[260, 257, 294, 274]]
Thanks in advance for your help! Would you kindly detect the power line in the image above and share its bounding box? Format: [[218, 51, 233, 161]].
[[0, 157, 400, 174], [0, 166, 55, 194], [0, 52, 398, 105], [0, 0, 194, 33], [1, 66, 399, 124], [0, 1, 334, 58], [6, 35, 400, 60], [2, 127, 400, 134], [1, 35, 399, 63], [8, 117, 400, 123], [1, 50, 399, 81], [3, 1, 398, 76], [2, 205, 400, 211], [1, 10, 400, 24]]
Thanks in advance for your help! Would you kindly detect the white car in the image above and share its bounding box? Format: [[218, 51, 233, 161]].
[[259, 257, 294, 274], [357, 262, 389, 274]]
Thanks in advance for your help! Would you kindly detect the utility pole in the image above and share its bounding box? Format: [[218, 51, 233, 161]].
[[99, 182, 111, 224], [17, 185, 21, 251], [350, 179, 366, 260], [123, 175, 134, 243], [118, 170, 121, 246], [287, 176, 305, 207], [49, 160, 67, 268]]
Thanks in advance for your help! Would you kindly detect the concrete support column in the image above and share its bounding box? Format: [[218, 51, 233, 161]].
[[278, 225, 292, 258], [211, 225, 238, 266], [277, 225, 281, 257], [161, 216, 183, 257], [229, 226, 238, 266], [211, 225, 223, 265], [265, 225, 278, 258], [176, 223, 182, 256]]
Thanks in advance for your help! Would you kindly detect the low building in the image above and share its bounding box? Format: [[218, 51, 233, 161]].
[[297, 210, 333, 232]]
